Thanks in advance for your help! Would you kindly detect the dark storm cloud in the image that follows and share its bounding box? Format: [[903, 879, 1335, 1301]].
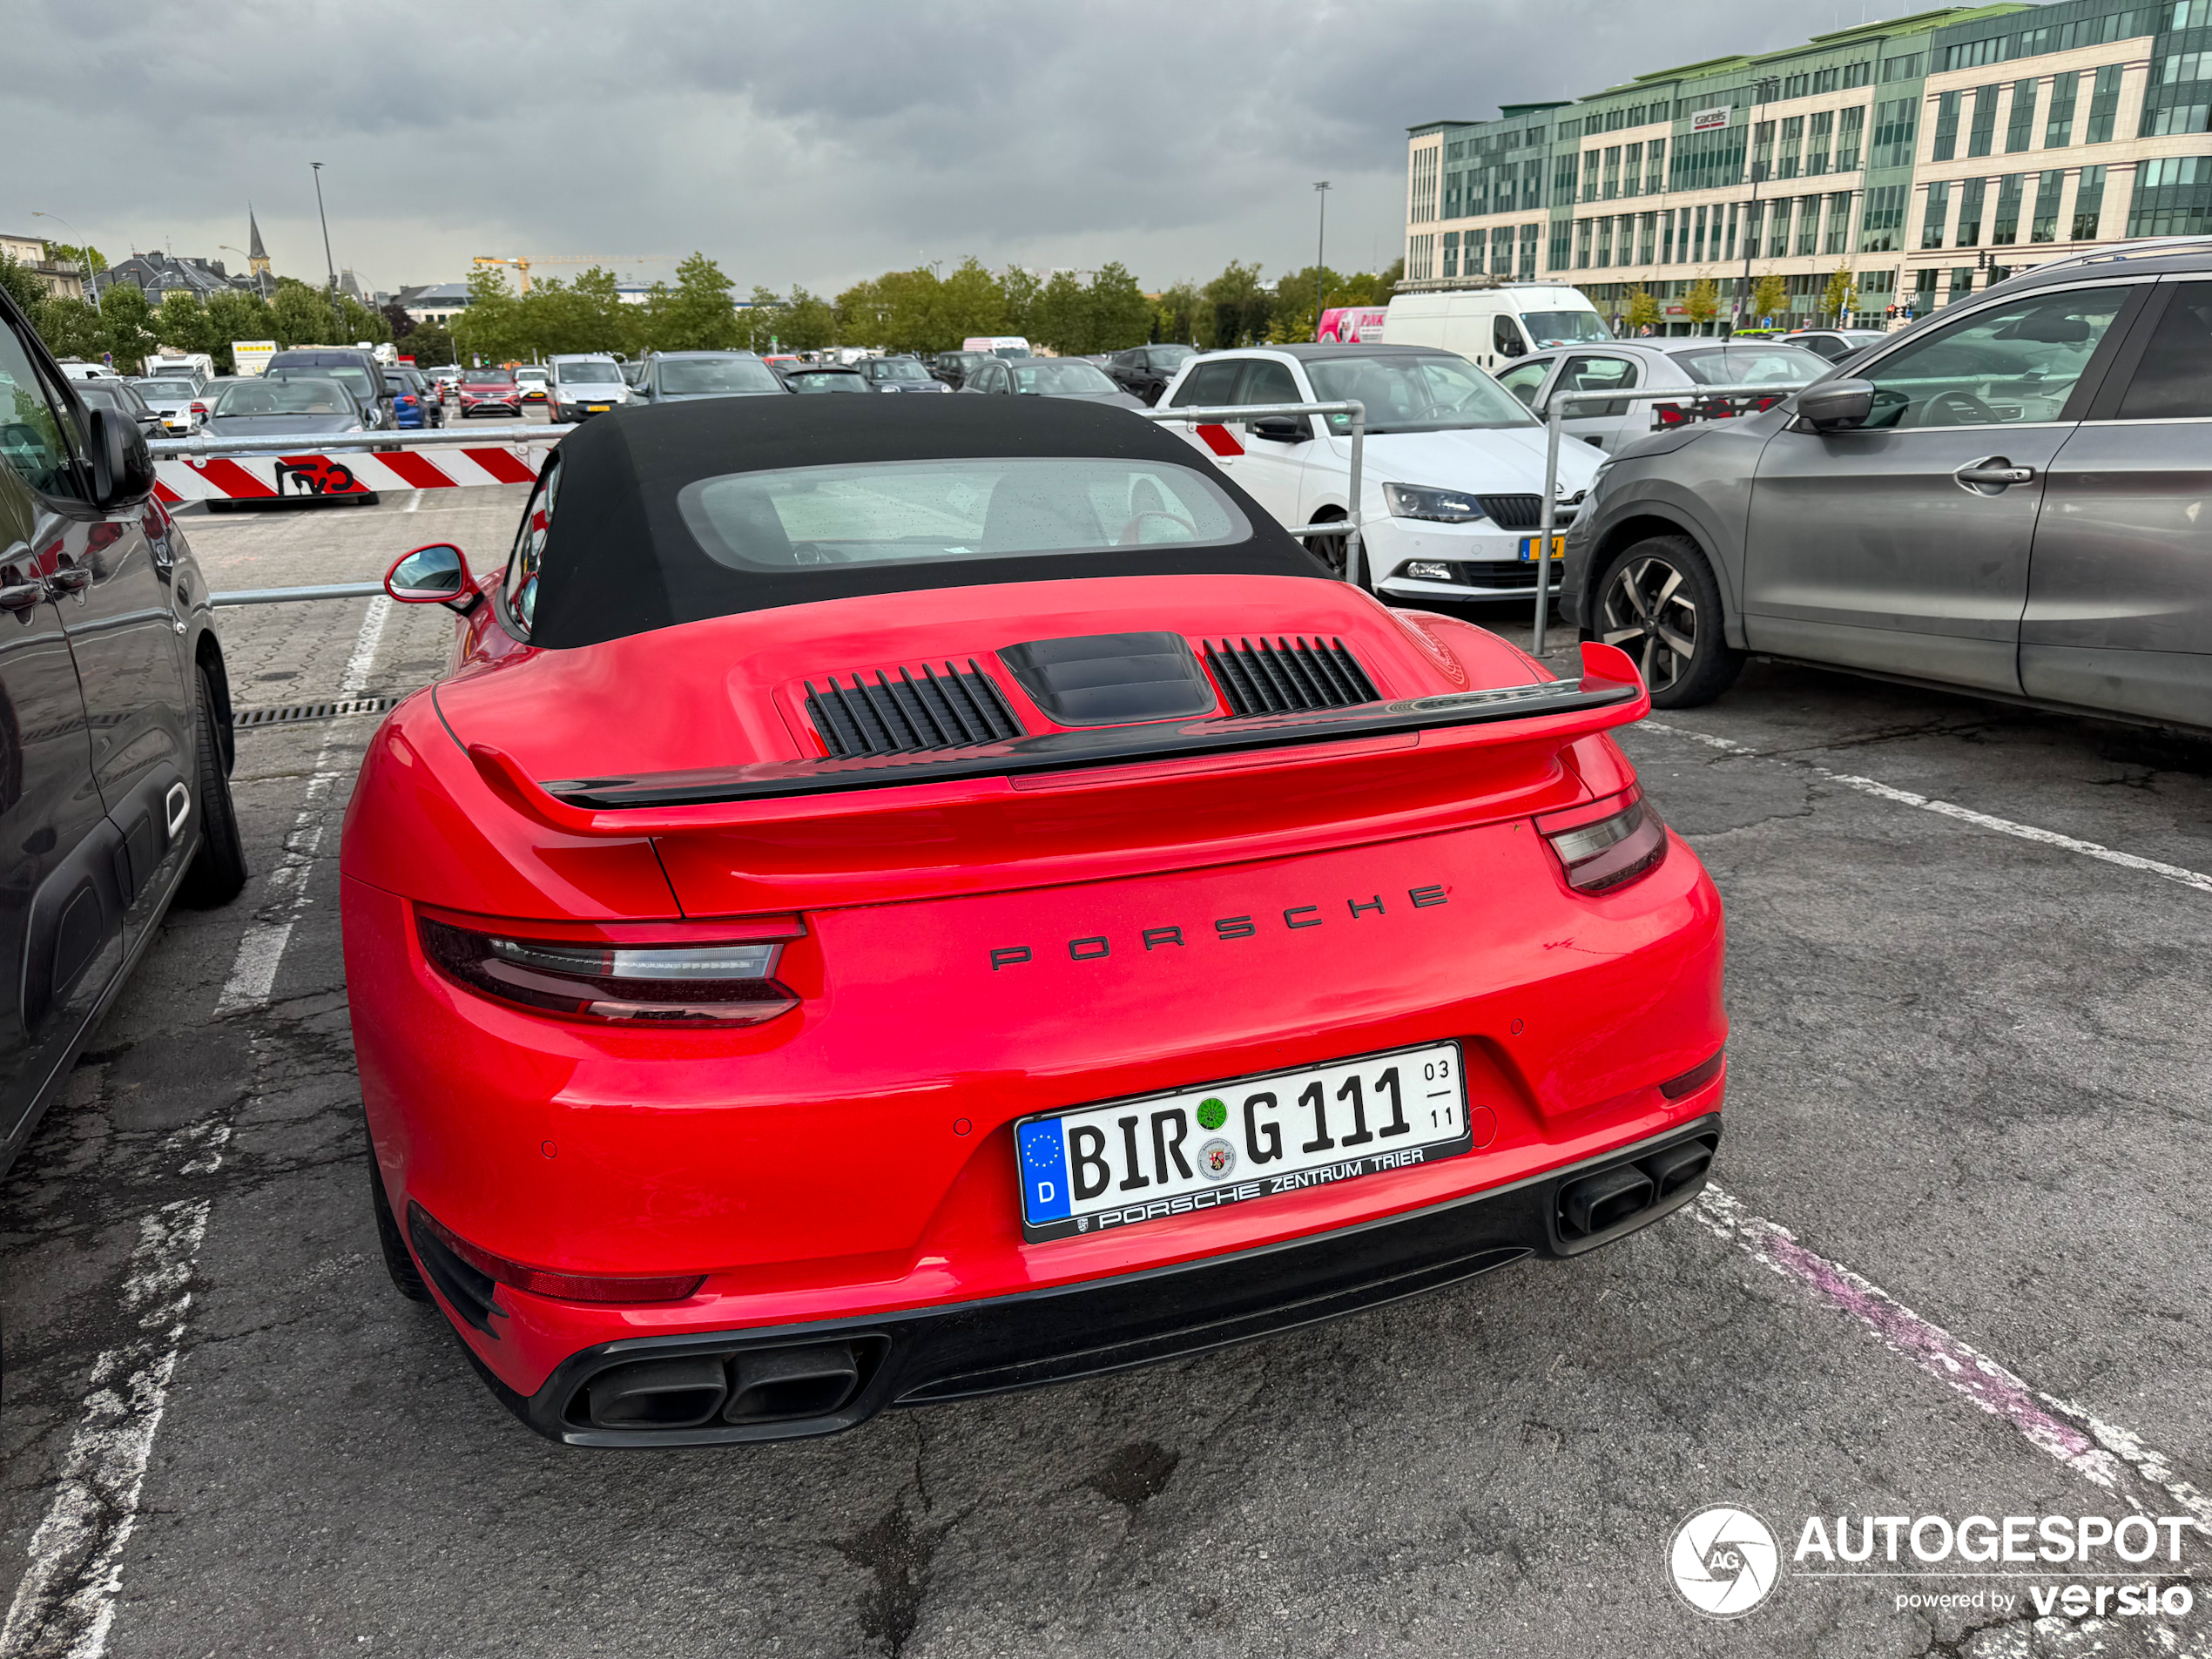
[[10, 0, 1832, 293]]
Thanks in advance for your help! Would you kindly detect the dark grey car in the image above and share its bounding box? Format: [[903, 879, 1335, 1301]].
[[1562, 240, 2212, 732], [630, 351, 786, 405], [201, 375, 366, 442], [958, 357, 1144, 408]]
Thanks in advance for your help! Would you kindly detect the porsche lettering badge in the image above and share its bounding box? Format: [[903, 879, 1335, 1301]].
[[988, 883, 1449, 971]]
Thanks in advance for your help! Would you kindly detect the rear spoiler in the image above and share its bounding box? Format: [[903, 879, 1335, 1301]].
[[468, 641, 1649, 836]]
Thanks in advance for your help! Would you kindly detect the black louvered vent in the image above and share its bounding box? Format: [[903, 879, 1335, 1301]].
[[1477, 494, 1543, 529], [1200, 637, 1379, 718], [804, 663, 1022, 758]]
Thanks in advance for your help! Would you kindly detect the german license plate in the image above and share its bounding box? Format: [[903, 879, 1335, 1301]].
[[1015, 1041, 1471, 1244], [1518, 535, 1566, 562]]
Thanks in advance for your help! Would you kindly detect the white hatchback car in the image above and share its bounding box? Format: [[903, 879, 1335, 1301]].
[[1155, 344, 1602, 604]]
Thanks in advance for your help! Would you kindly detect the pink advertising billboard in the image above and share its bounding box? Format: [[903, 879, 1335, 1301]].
[[1318, 306, 1388, 344]]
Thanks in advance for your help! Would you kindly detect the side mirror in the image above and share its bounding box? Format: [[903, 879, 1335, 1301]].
[[87, 408, 156, 508], [1249, 415, 1310, 443], [1797, 378, 1875, 432], [385, 543, 479, 612]]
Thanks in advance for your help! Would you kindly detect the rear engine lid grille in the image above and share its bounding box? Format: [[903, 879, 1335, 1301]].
[[1200, 637, 1379, 717], [804, 663, 1022, 758]]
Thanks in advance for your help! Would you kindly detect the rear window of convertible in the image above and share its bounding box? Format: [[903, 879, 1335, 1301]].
[[676, 457, 1251, 571]]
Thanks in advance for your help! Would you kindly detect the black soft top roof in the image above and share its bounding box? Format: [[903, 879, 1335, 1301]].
[[529, 396, 1330, 648]]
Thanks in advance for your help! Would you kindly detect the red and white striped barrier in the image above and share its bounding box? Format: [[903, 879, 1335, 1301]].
[[153, 442, 545, 504]]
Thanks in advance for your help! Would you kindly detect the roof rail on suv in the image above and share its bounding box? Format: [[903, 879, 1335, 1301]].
[[2016, 236, 2212, 279]]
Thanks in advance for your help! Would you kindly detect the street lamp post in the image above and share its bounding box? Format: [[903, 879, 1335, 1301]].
[[31, 212, 100, 313], [310, 162, 345, 334], [1313, 181, 1330, 341]]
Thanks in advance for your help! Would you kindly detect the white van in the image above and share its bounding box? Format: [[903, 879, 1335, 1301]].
[[1381, 285, 1611, 372], [961, 335, 1031, 359]]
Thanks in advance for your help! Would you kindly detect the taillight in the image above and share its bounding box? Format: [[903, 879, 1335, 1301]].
[[1654, 402, 1686, 427], [189, 401, 207, 416], [409, 1202, 704, 1304], [417, 915, 804, 1024], [1536, 788, 1669, 894]]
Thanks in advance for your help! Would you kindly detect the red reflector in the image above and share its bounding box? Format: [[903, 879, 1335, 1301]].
[[412, 1204, 704, 1304], [1535, 787, 1669, 894], [1661, 1049, 1726, 1099]]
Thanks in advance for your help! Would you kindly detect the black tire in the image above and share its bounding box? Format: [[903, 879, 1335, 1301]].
[[178, 662, 248, 907], [369, 1152, 432, 1302], [1594, 534, 1744, 708]]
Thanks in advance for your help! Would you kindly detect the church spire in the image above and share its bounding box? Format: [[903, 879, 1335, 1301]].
[[247, 206, 269, 272]]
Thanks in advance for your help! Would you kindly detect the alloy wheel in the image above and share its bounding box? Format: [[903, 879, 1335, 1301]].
[[1600, 555, 1699, 692]]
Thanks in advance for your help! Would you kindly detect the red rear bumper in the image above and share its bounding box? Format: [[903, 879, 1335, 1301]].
[[346, 813, 1725, 1438]]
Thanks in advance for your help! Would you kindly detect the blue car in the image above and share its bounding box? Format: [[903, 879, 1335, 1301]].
[[384, 368, 442, 429]]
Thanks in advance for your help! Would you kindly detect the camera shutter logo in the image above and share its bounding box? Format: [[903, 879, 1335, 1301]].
[[1669, 1505, 1780, 1617]]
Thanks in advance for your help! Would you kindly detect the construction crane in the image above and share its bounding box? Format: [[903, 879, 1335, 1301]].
[[470, 254, 674, 295]]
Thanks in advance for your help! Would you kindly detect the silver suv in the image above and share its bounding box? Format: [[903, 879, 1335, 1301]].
[[1561, 239, 2212, 732]]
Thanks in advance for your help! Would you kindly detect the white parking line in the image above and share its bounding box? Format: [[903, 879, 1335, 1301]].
[[212, 598, 387, 1018], [2, 602, 388, 1657], [1641, 720, 2212, 895], [1693, 1185, 2211, 1534], [0, 1199, 211, 1658]]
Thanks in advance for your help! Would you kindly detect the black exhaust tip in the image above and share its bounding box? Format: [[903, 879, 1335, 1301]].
[[726, 1342, 861, 1424], [586, 1356, 731, 1429], [1640, 1140, 1712, 1199], [1559, 1165, 1655, 1238]]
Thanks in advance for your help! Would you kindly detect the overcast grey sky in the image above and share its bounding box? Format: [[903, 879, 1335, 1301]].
[[14, 0, 1891, 298]]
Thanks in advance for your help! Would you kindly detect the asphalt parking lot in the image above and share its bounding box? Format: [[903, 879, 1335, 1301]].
[[2, 483, 2208, 1659]]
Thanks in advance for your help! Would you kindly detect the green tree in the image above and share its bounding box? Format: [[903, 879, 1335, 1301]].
[[27, 297, 109, 364], [395, 322, 456, 367], [1271, 264, 1343, 344], [1151, 280, 1201, 345], [778, 286, 836, 351], [1084, 262, 1150, 352], [153, 292, 216, 355], [41, 243, 107, 276], [1030, 270, 1092, 354], [1199, 261, 1270, 348], [202, 289, 274, 373], [998, 266, 1042, 339], [269, 277, 338, 348], [452, 266, 526, 363], [833, 275, 894, 347], [98, 282, 158, 371], [1684, 278, 1722, 332], [644, 252, 738, 352], [1625, 287, 1663, 333], [1750, 272, 1789, 326], [1820, 265, 1857, 326], [734, 286, 784, 352], [937, 257, 1006, 347], [0, 255, 45, 318]]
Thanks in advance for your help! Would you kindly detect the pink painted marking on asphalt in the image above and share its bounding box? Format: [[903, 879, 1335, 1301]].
[[1690, 1186, 2212, 1536]]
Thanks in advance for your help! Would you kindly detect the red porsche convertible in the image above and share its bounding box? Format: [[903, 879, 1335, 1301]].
[[342, 396, 1726, 1446]]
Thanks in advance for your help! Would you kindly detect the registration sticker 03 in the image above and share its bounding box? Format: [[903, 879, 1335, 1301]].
[[1015, 1041, 1472, 1244]]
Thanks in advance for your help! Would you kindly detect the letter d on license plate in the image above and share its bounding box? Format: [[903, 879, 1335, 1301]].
[[1015, 1041, 1471, 1244]]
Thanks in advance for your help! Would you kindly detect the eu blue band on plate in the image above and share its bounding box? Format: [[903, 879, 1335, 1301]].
[[1018, 1120, 1071, 1222]]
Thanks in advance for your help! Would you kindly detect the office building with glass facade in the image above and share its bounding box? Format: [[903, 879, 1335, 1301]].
[[1406, 0, 2209, 331]]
